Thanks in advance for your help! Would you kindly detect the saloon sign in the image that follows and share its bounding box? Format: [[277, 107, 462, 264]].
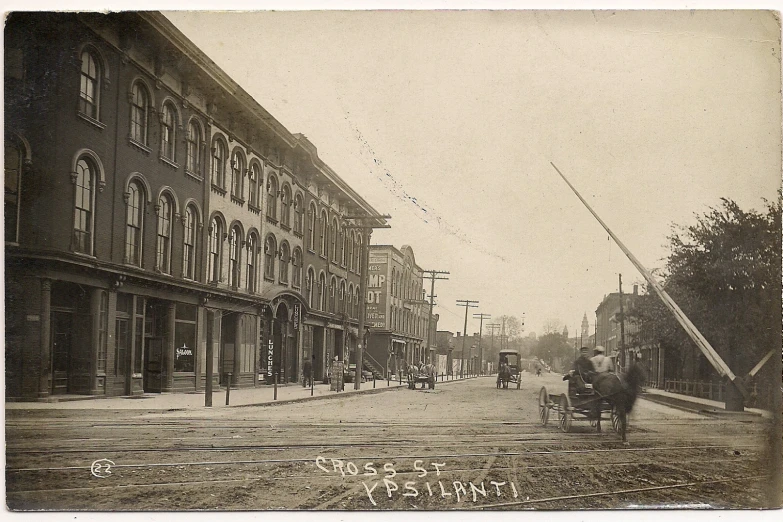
[[365, 254, 387, 329]]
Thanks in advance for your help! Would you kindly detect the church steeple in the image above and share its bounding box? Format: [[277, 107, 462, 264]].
[[581, 313, 589, 342]]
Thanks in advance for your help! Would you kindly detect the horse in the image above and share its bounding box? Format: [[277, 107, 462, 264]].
[[590, 363, 646, 443], [496, 364, 511, 389]]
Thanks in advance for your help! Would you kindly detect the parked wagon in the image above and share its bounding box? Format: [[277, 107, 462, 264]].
[[538, 376, 622, 433], [407, 363, 436, 390], [496, 350, 521, 390]]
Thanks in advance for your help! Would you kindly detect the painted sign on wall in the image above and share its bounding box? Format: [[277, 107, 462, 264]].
[[366, 254, 388, 328]]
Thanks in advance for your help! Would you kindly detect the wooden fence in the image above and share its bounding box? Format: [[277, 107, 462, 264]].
[[662, 379, 759, 404]]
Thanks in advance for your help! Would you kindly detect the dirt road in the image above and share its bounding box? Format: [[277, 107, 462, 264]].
[[5, 372, 778, 510]]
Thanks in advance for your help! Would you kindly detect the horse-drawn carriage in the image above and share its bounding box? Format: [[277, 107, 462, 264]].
[[537, 364, 645, 443], [407, 363, 436, 390], [496, 350, 521, 390]]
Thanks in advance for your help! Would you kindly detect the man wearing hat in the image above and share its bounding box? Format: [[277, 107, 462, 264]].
[[564, 346, 595, 393], [591, 345, 614, 374]]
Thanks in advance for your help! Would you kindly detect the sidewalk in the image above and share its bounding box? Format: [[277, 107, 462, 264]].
[[5, 374, 475, 411], [640, 387, 771, 419]]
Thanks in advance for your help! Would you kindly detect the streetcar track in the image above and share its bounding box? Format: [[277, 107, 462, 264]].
[[6, 461, 756, 497], [467, 475, 771, 509], [6, 444, 758, 473]]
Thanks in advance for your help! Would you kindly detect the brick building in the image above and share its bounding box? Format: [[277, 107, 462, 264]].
[[363, 245, 437, 377], [4, 12, 383, 399]]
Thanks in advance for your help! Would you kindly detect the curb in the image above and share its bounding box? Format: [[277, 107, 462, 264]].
[[234, 375, 477, 408], [640, 393, 762, 418]]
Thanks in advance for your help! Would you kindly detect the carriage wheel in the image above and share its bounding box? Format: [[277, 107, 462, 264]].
[[558, 394, 573, 433], [538, 387, 550, 426], [611, 404, 622, 433]]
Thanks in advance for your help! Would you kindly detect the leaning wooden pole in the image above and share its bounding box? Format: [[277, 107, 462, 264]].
[[550, 162, 748, 401]]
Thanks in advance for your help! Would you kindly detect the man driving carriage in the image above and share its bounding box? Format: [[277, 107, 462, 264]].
[[564, 346, 597, 394]]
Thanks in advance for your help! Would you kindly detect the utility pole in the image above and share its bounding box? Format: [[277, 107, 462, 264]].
[[344, 214, 391, 389], [487, 323, 500, 372], [473, 313, 490, 375], [619, 273, 626, 372], [423, 270, 449, 364], [456, 299, 479, 378]]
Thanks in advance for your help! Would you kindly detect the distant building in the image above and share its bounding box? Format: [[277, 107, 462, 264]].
[[363, 245, 433, 377], [595, 285, 640, 368]]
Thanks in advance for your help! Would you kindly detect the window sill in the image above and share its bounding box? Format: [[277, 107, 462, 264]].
[[211, 184, 227, 197], [231, 195, 245, 206], [72, 250, 97, 259], [293, 231, 303, 239], [184, 170, 203, 183], [159, 156, 180, 170], [266, 216, 279, 225], [77, 112, 106, 130], [264, 276, 275, 282], [248, 204, 261, 215], [280, 223, 291, 232], [128, 137, 152, 156]]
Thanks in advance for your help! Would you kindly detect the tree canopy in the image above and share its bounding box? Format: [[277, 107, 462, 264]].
[[627, 196, 781, 380]]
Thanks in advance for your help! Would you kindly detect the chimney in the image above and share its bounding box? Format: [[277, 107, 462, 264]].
[[633, 284, 638, 295], [456, 332, 461, 337]]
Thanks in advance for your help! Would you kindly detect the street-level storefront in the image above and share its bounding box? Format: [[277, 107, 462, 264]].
[[259, 292, 307, 385], [4, 256, 273, 399]]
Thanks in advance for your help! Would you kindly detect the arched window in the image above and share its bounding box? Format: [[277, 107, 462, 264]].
[[294, 193, 304, 235], [349, 232, 355, 271], [348, 283, 354, 317], [183, 205, 198, 280], [266, 174, 278, 220], [280, 185, 291, 227], [279, 241, 290, 283], [329, 276, 337, 313], [248, 163, 260, 208], [160, 102, 177, 161], [318, 272, 327, 311], [228, 226, 241, 288], [330, 218, 338, 262], [231, 150, 244, 200], [391, 268, 397, 296], [319, 210, 328, 256], [354, 286, 359, 317], [307, 203, 317, 251], [292, 248, 302, 288], [208, 217, 223, 283], [211, 140, 226, 188], [73, 157, 94, 254], [186, 120, 203, 175], [339, 280, 346, 313], [79, 50, 100, 120], [129, 82, 149, 145], [341, 226, 348, 266], [124, 181, 144, 265], [156, 194, 173, 274], [307, 267, 315, 308], [264, 234, 277, 280], [247, 233, 258, 292], [4, 134, 24, 244], [355, 234, 363, 274]]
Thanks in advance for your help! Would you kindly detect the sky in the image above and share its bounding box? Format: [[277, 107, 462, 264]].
[[158, 8, 781, 337]]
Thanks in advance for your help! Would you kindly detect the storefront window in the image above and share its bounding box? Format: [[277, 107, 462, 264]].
[[174, 303, 197, 372], [174, 322, 196, 372]]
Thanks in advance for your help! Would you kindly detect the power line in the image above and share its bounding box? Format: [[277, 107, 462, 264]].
[[422, 269, 449, 364], [456, 299, 479, 378]]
